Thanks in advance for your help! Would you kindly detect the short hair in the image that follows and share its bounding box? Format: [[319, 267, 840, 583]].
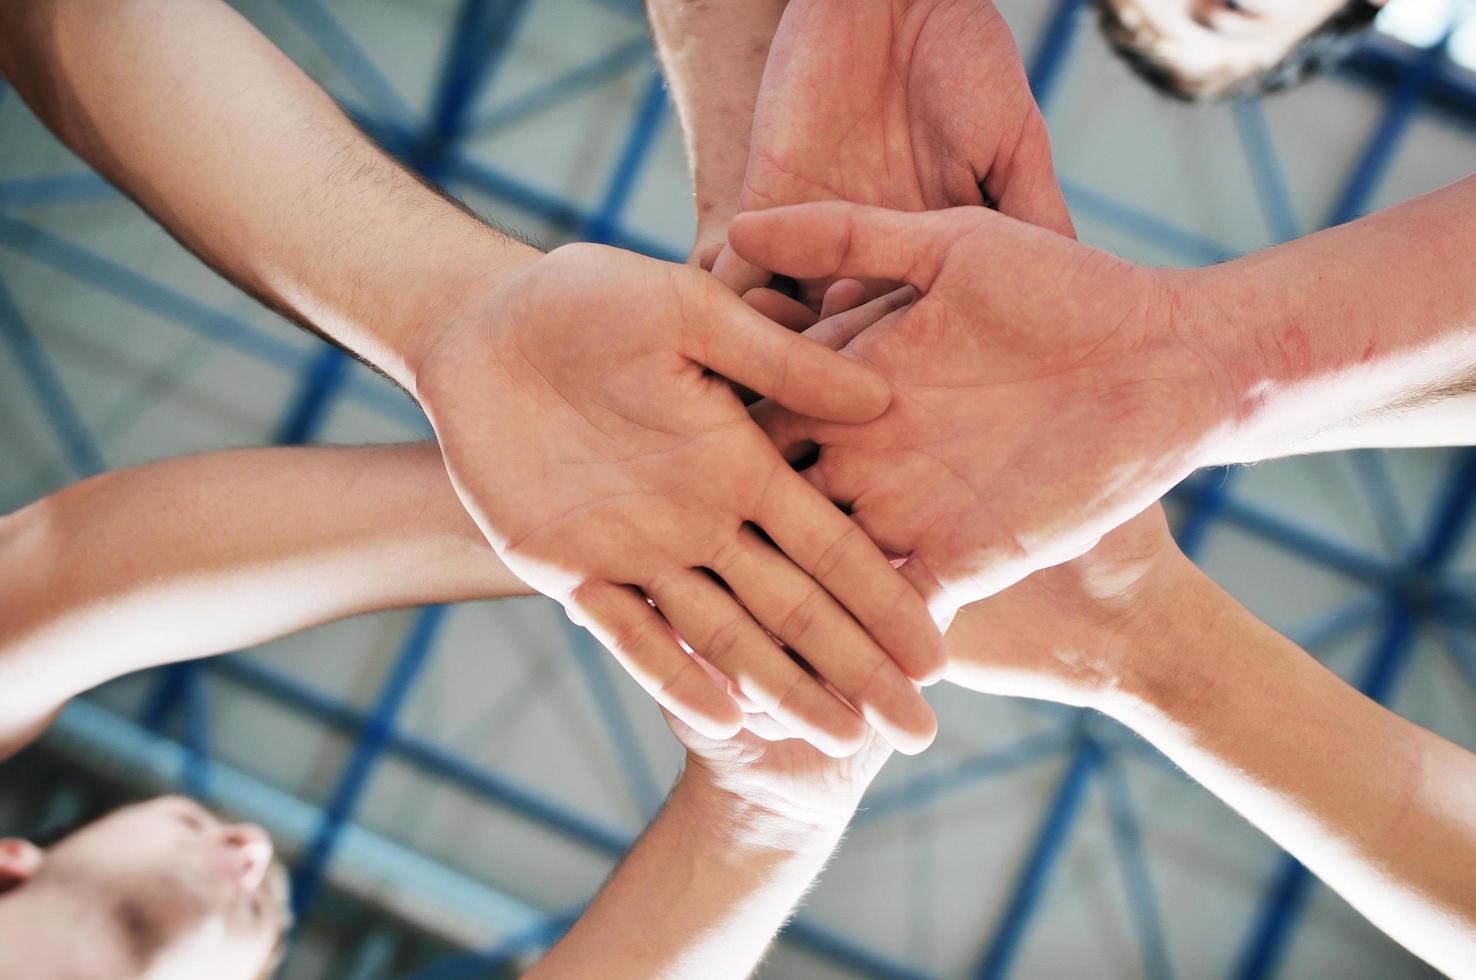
[[1091, 0, 1383, 101]]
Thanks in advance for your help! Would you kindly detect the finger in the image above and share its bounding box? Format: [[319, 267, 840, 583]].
[[744, 287, 820, 331], [729, 202, 983, 290], [753, 468, 948, 692], [568, 582, 743, 739], [988, 111, 1076, 239], [646, 568, 868, 758], [681, 281, 891, 424], [743, 712, 796, 742], [693, 239, 725, 272], [713, 527, 938, 755], [749, 401, 816, 465], [710, 242, 773, 296], [803, 285, 916, 351], [898, 557, 960, 631], [820, 279, 870, 319]]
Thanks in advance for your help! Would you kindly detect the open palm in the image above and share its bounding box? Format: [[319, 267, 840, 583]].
[[733, 204, 1224, 619], [417, 242, 943, 755], [714, 0, 1071, 303]]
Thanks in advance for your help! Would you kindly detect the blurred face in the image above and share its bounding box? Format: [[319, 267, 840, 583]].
[[0, 796, 287, 980], [1101, 0, 1379, 98]]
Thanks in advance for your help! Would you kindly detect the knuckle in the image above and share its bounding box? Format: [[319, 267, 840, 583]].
[[813, 523, 862, 580], [608, 611, 654, 656], [703, 613, 749, 667], [768, 669, 809, 717], [654, 657, 698, 701], [707, 533, 748, 575], [777, 587, 826, 643]]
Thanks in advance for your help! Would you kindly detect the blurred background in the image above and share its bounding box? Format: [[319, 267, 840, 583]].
[[1, 0, 1474, 977]]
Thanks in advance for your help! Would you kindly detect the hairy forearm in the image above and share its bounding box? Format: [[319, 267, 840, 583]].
[[1188, 174, 1476, 460], [0, 0, 538, 389], [1106, 562, 1476, 974], [0, 443, 529, 753], [646, 0, 788, 256], [530, 767, 840, 979]]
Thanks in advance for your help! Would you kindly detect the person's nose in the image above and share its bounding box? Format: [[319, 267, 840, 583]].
[[220, 822, 273, 891]]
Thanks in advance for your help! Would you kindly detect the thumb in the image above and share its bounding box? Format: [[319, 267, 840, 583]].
[[988, 111, 1075, 239], [729, 202, 982, 290], [683, 282, 892, 424], [711, 242, 774, 296], [898, 557, 960, 637]]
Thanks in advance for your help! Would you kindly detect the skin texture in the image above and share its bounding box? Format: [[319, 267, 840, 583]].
[[736, 203, 1220, 618], [712, 0, 1073, 303], [5, 434, 1475, 971], [415, 244, 943, 754], [530, 704, 891, 979], [644, 0, 790, 264], [945, 511, 1476, 976], [0, 0, 946, 757], [0, 797, 286, 980], [731, 176, 1476, 619]]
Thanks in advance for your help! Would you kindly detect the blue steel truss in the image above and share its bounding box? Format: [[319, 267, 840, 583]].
[[1, 0, 1474, 976]]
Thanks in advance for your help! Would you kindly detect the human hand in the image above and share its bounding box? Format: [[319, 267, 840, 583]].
[[731, 203, 1229, 619], [413, 243, 944, 755], [713, 0, 1072, 304], [943, 505, 1187, 710], [665, 702, 893, 844]]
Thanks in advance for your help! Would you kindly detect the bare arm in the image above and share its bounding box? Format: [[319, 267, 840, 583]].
[[945, 510, 1476, 975], [528, 769, 842, 979], [0, 0, 942, 753], [1113, 564, 1476, 976], [0, 0, 536, 387], [1193, 174, 1476, 458], [645, 0, 788, 263], [531, 715, 889, 980], [0, 443, 530, 756]]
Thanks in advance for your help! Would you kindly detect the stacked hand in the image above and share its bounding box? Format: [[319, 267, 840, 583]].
[[414, 242, 945, 756], [730, 203, 1228, 620], [943, 505, 1184, 710], [712, 0, 1072, 304]]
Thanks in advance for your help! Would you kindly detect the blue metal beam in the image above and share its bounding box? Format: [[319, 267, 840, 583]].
[[854, 729, 1071, 827], [1229, 602, 1417, 980], [1232, 450, 1476, 979], [563, 621, 662, 819], [272, 0, 419, 129], [1232, 99, 1301, 244], [416, 0, 532, 181], [1170, 477, 1395, 588], [1100, 758, 1173, 980], [582, 72, 668, 245], [0, 277, 104, 477], [274, 347, 351, 445], [1349, 449, 1412, 557], [1027, 0, 1086, 109], [197, 653, 929, 977], [1173, 466, 1237, 557], [974, 733, 1102, 979], [291, 605, 448, 918], [470, 38, 650, 138], [1324, 36, 1450, 228], [0, 173, 116, 211], [1062, 180, 1237, 265]]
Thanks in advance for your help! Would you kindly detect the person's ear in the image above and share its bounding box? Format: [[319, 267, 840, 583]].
[[0, 839, 43, 895]]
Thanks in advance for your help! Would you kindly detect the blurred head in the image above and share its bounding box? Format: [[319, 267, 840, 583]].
[[1093, 0, 1386, 101], [0, 795, 290, 980]]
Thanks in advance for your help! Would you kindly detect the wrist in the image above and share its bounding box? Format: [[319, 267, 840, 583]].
[[671, 763, 849, 859], [397, 233, 542, 398], [1094, 554, 1225, 729]]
